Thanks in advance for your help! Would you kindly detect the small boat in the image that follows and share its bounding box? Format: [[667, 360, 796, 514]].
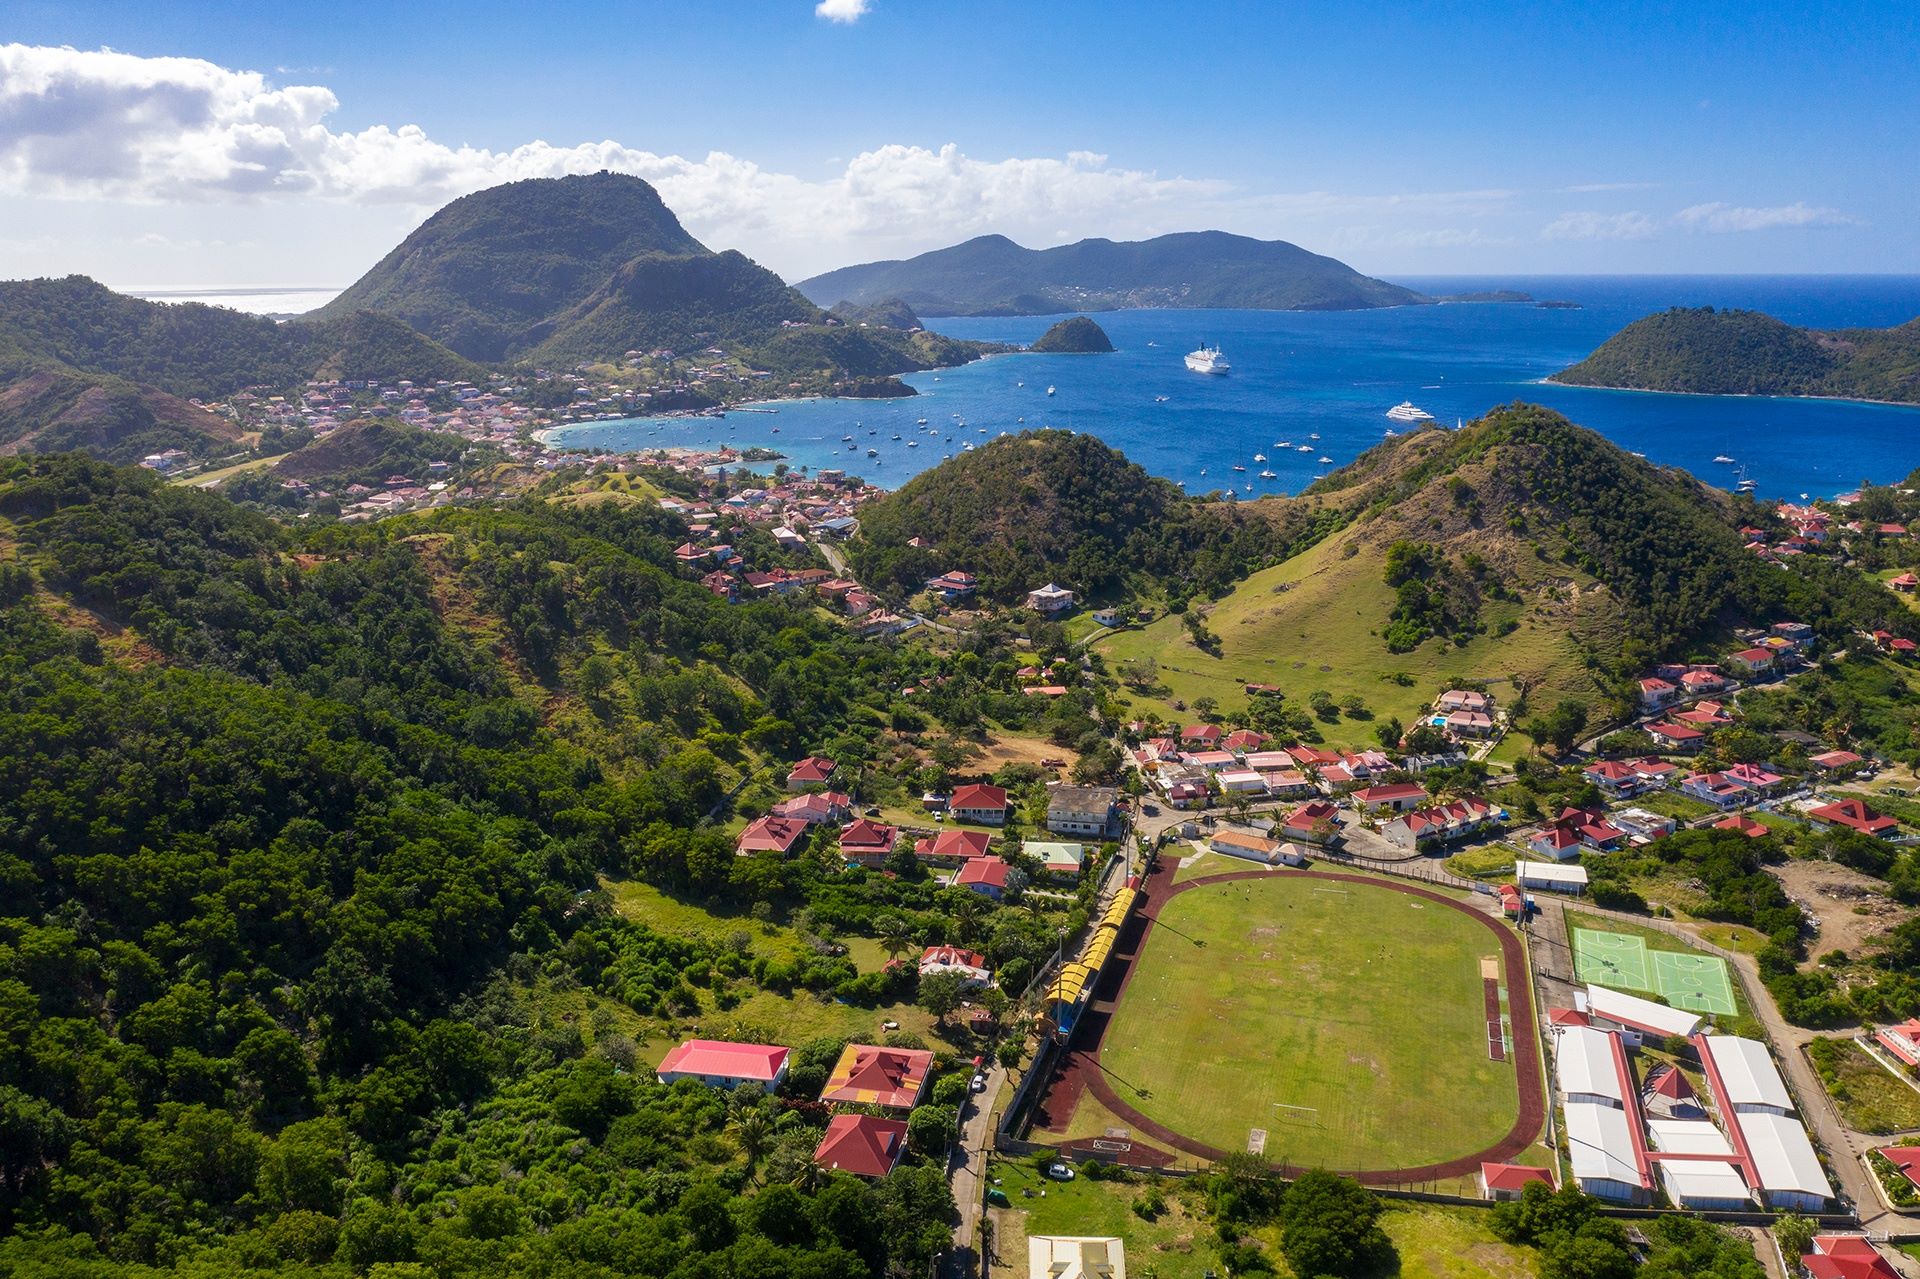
[[1232, 464, 1247, 473], [907, 441, 919, 448], [1317, 456, 1332, 464], [1737, 480, 1757, 492], [866, 448, 878, 457], [1154, 395, 1169, 403], [1147, 340, 1158, 347], [1296, 445, 1311, 453], [1309, 432, 1321, 440], [1713, 455, 1736, 464], [1017, 416, 1024, 423], [1200, 468, 1207, 476], [1259, 469, 1277, 479], [1384, 429, 1397, 437], [891, 434, 901, 440], [1253, 452, 1267, 462], [962, 442, 974, 451], [1017, 381, 1024, 388], [1046, 385, 1057, 396], [916, 418, 928, 425], [841, 434, 854, 441], [1277, 440, 1291, 448]]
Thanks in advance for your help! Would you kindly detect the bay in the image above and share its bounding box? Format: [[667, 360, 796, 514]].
[[534, 275, 1920, 499]]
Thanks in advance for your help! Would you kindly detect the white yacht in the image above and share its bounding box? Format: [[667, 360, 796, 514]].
[[1185, 345, 1230, 375], [1046, 385, 1056, 396], [1386, 401, 1433, 423], [1258, 469, 1277, 479], [1713, 455, 1736, 464], [1253, 452, 1267, 462]]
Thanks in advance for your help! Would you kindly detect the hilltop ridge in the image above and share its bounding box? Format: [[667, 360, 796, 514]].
[[797, 230, 1429, 316]]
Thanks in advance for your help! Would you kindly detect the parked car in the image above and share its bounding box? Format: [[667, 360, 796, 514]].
[[1045, 1163, 1075, 1181], [970, 1073, 987, 1093]]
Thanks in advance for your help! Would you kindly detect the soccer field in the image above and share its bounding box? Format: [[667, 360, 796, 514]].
[[1097, 874, 1526, 1172]]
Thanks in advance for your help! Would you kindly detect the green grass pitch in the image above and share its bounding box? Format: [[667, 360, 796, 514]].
[[1650, 950, 1737, 1016], [1573, 928, 1651, 990], [1096, 874, 1525, 1172]]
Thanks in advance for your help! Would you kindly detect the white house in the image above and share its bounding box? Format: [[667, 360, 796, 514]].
[[1516, 859, 1587, 895], [1025, 582, 1076, 615]]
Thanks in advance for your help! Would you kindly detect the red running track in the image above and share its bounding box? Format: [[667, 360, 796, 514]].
[[1061, 857, 1547, 1184]]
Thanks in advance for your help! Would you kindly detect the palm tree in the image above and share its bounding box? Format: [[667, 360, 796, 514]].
[[730, 1110, 772, 1180], [875, 914, 914, 965], [953, 893, 982, 945]]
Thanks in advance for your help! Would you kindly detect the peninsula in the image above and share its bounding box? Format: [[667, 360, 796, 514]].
[[1553, 305, 1920, 403]]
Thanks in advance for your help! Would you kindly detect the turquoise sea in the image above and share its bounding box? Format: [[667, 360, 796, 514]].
[[544, 275, 1920, 499]]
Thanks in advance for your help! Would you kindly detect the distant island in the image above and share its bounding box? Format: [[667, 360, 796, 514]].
[[797, 230, 1428, 317], [1028, 316, 1114, 353], [1552, 306, 1920, 403]]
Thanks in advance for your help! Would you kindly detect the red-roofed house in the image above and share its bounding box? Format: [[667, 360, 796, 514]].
[[813, 1113, 909, 1179], [919, 944, 992, 986], [1222, 728, 1268, 753], [1479, 1163, 1555, 1202], [1803, 1235, 1902, 1279], [1891, 572, 1919, 593], [1528, 825, 1583, 861], [1809, 798, 1900, 839], [955, 857, 1012, 899], [1809, 749, 1866, 773], [1680, 668, 1730, 695], [1584, 760, 1641, 798], [786, 756, 838, 790], [914, 829, 993, 866], [839, 818, 899, 867], [1714, 813, 1770, 839], [1638, 677, 1678, 711], [1875, 1145, 1920, 1193], [820, 1044, 934, 1109], [1648, 722, 1705, 752], [1352, 782, 1428, 813], [771, 791, 852, 825], [1180, 723, 1224, 748], [736, 815, 811, 856], [1729, 647, 1776, 676], [950, 783, 1009, 826], [1382, 797, 1497, 850], [657, 1039, 790, 1091], [1280, 800, 1341, 845], [1874, 1018, 1920, 1068], [1632, 757, 1681, 786], [1681, 772, 1750, 809]]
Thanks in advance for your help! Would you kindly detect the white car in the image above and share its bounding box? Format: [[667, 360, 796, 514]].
[[970, 1073, 987, 1093], [1045, 1163, 1075, 1181]]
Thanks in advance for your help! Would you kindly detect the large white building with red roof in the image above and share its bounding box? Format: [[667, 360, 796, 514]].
[[950, 783, 1009, 826], [657, 1039, 790, 1091]]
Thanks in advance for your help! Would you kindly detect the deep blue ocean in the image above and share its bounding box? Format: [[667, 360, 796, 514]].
[[544, 276, 1920, 499]]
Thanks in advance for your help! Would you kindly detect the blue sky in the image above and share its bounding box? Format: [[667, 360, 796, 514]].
[[2, 1, 1916, 289]]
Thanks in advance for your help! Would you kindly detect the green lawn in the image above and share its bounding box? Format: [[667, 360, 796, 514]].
[[986, 1163, 1542, 1279], [1445, 842, 1523, 880], [1629, 789, 1716, 821], [1807, 1037, 1920, 1134], [1097, 874, 1525, 1171]]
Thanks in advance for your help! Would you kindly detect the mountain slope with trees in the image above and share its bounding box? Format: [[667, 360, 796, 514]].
[[1029, 316, 1114, 353], [797, 230, 1429, 316], [1553, 306, 1920, 402]]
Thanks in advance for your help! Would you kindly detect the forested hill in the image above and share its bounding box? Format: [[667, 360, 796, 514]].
[[1028, 316, 1114, 353], [0, 277, 486, 461], [1552, 306, 1920, 402], [848, 429, 1313, 602], [1304, 404, 1908, 667], [796, 230, 1429, 316], [0, 451, 1012, 1277]]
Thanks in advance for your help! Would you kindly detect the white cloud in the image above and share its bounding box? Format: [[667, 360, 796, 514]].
[[814, 0, 871, 21], [1671, 201, 1853, 233], [1540, 210, 1657, 241]]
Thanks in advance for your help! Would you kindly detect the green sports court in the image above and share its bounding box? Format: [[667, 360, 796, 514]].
[[1573, 928, 1737, 1017]]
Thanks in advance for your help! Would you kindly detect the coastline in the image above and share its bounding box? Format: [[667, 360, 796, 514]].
[[1539, 377, 1920, 412]]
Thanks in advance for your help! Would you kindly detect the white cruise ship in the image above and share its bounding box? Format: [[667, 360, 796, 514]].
[[1386, 401, 1433, 423], [1185, 345, 1230, 375]]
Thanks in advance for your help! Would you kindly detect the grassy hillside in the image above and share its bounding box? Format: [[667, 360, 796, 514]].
[[272, 420, 472, 487], [1554, 305, 1920, 402], [797, 230, 1430, 316], [0, 369, 245, 464], [1102, 402, 1886, 733]]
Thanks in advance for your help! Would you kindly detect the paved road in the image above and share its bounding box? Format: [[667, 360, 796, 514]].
[[944, 1064, 1004, 1279]]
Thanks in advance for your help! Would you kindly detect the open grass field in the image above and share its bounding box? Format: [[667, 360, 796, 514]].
[[1808, 1037, 1920, 1134], [984, 1163, 1542, 1279], [1097, 874, 1522, 1172], [1095, 528, 1600, 738]]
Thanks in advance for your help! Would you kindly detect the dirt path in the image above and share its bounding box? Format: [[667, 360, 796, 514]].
[[1057, 859, 1547, 1184]]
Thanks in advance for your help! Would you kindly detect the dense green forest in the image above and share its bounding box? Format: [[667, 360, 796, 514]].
[[0, 453, 1130, 1277], [1027, 316, 1114, 354], [1554, 306, 1920, 402], [796, 230, 1430, 315], [0, 277, 484, 402], [847, 429, 1318, 604], [0, 370, 242, 465]]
